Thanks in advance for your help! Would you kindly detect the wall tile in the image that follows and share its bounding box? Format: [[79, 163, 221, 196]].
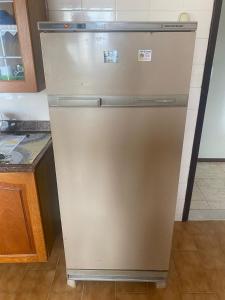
[[193, 38, 208, 65], [179, 109, 198, 184], [0, 91, 49, 120], [176, 101, 210, 219], [187, 87, 201, 110], [47, 0, 81, 10], [176, 183, 188, 220], [116, 0, 150, 11], [190, 65, 204, 88], [187, 11, 213, 38], [182, 0, 214, 11], [49, 10, 115, 22], [116, 11, 150, 21], [82, 0, 115, 10], [149, 10, 180, 21], [150, 0, 183, 11]]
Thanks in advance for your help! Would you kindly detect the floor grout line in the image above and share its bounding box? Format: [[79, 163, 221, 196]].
[[80, 281, 85, 300]]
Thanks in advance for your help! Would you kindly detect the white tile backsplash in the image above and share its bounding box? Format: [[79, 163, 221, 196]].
[[187, 87, 201, 110], [179, 109, 198, 184], [116, 0, 150, 11], [47, 0, 82, 10], [149, 10, 180, 21], [193, 38, 208, 65], [182, 0, 214, 11], [116, 10, 150, 21], [176, 183, 188, 220], [187, 11, 213, 38], [150, 0, 183, 11], [82, 0, 115, 10], [190, 64, 205, 88], [0, 91, 49, 120]]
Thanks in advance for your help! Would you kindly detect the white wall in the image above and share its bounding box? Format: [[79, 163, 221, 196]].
[[0, 0, 214, 220], [199, 1, 225, 159]]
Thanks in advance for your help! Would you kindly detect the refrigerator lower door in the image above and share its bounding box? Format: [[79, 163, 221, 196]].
[[50, 105, 186, 277]]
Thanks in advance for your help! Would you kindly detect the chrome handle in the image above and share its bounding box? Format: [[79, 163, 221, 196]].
[[48, 96, 101, 107], [48, 95, 187, 108], [101, 97, 179, 107]]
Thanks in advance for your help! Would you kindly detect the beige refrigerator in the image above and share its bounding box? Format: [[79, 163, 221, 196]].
[[39, 21, 197, 287]]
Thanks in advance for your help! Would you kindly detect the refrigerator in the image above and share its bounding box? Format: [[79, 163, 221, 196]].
[[39, 21, 197, 287]]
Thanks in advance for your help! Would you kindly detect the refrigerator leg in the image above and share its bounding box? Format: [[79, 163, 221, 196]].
[[67, 279, 76, 288], [155, 280, 167, 289]]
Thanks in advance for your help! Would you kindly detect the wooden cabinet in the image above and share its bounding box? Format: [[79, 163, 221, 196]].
[[0, 145, 60, 263], [0, 0, 47, 92]]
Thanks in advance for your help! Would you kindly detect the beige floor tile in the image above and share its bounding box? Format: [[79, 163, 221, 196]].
[[218, 163, 225, 173], [148, 282, 181, 300], [173, 251, 211, 292], [116, 295, 149, 300], [196, 179, 225, 203], [182, 293, 219, 300], [146, 258, 181, 300], [198, 248, 225, 270], [51, 266, 83, 294], [206, 269, 225, 291], [183, 221, 217, 235], [26, 236, 63, 271], [190, 200, 210, 210], [0, 293, 16, 300], [57, 252, 66, 269], [216, 231, 225, 251], [0, 265, 27, 293], [207, 201, 225, 209], [197, 178, 225, 189], [191, 185, 206, 202], [194, 234, 220, 250], [195, 163, 225, 179], [83, 281, 115, 300], [116, 282, 148, 294], [48, 291, 82, 300], [15, 292, 49, 300], [17, 270, 55, 294], [200, 188, 225, 203], [172, 229, 197, 251]]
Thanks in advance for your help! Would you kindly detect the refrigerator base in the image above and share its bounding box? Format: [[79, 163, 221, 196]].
[[67, 269, 168, 287]]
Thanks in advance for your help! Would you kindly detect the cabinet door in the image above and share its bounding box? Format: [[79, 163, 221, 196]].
[[0, 0, 43, 92], [0, 172, 47, 263], [0, 182, 35, 255]]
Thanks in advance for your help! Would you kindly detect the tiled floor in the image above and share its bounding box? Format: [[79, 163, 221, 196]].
[[1, 222, 225, 299], [190, 162, 225, 220]]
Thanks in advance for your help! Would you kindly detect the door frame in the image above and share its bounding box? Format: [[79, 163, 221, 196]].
[[182, 0, 223, 221]]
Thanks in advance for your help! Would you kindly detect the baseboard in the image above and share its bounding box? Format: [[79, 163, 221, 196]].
[[198, 158, 225, 162]]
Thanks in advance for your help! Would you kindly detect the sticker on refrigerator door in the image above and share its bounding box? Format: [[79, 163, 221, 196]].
[[104, 50, 119, 63], [138, 50, 152, 62]]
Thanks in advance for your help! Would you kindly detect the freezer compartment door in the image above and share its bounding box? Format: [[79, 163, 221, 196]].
[[41, 31, 195, 96], [50, 106, 186, 271]]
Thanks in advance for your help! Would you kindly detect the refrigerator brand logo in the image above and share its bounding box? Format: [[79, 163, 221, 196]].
[[104, 50, 119, 63], [138, 50, 152, 62]]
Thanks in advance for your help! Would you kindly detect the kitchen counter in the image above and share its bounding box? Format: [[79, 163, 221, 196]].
[[0, 133, 51, 172]]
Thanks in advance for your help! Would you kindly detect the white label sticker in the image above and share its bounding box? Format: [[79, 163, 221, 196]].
[[104, 50, 119, 63], [138, 50, 152, 62]]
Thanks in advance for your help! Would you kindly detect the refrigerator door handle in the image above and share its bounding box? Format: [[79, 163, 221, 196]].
[[48, 96, 101, 107], [101, 96, 187, 107]]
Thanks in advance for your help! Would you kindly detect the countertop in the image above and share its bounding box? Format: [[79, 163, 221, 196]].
[[0, 133, 52, 172]]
